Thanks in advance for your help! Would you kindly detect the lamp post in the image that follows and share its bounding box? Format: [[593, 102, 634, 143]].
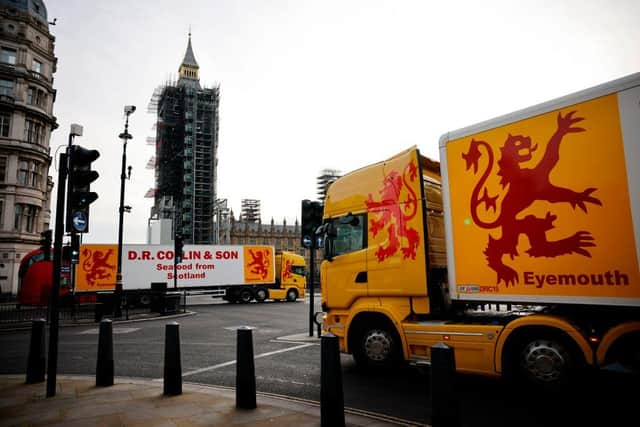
[[115, 106, 135, 317]]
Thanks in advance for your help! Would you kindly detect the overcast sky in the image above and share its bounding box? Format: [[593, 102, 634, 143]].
[[45, 0, 639, 244]]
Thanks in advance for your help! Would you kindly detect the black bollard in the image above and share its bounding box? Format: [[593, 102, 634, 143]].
[[236, 326, 256, 409], [163, 321, 182, 395], [94, 302, 103, 323], [26, 319, 46, 384], [320, 333, 345, 427], [430, 343, 461, 427], [96, 319, 114, 387]]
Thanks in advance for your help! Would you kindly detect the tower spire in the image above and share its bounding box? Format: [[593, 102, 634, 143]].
[[178, 31, 200, 88]]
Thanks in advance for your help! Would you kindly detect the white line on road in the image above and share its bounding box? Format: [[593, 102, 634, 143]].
[[180, 343, 314, 378]]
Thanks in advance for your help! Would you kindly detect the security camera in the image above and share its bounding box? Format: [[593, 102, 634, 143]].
[[124, 105, 136, 115]]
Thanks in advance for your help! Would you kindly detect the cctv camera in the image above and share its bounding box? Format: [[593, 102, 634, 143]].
[[124, 105, 136, 114]]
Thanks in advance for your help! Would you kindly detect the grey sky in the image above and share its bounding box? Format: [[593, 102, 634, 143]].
[[46, 0, 640, 244]]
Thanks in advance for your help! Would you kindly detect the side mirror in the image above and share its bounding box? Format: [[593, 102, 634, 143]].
[[322, 222, 337, 261]]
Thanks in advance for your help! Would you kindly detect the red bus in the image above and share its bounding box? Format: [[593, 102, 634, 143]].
[[17, 248, 71, 305]]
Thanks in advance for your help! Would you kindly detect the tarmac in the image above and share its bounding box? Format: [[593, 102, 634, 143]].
[[0, 374, 419, 426], [0, 301, 426, 426]]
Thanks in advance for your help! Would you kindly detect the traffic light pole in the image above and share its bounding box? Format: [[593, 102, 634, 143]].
[[46, 152, 67, 397], [308, 235, 316, 337]]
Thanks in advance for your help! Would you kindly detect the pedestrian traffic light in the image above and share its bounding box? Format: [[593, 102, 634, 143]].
[[174, 233, 184, 263], [301, 199, 323, 247], [67, 145, 100, 233], [39, 229, 52, 260]]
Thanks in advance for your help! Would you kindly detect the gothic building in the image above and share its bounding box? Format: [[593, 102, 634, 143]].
[[148, 34, 220, 244]]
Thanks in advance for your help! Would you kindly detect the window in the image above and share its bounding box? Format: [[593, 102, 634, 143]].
[[17, 159, 29, 185], [0, 199, 3, 227], [27, 87, 45, 107], [24, 119, 43, 144], [0, 157, 6, 181], [24, 205, 37, 232], [30, 162, 42, 188], [331, 214, 366, 257], [0, 48, 16, 65], [14, 203, 38, 233], [0, 111, 10, 137], [0, 79, 14, 97], [32, 59, 43, 74], [14, 204, 22, 231]]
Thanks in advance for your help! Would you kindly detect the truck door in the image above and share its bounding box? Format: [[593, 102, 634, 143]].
[[323, 213, 368, 309]]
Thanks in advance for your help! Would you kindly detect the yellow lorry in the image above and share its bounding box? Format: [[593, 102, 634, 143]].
[[267, 251, 307, 302], [320, 73, 640, 386]]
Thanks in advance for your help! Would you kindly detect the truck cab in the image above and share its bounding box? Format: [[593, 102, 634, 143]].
[[269, 251, 307, 302]]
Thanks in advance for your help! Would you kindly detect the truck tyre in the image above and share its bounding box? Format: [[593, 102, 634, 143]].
[[238, 288, 253, 304], [254, 288, 268, 303], [511, 333, 582, 388], [352, 320, 401, 370], [286, 289, 298, 302], [139, 294, 151, 306]]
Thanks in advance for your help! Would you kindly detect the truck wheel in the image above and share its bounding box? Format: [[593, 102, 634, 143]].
[[139, 294, 151, 306], [238, 288, 253, 304], [286, 289, 298, 302], [254, 288, 268, 303], [516, 336, 577, 387], [352, 322, 401, 370]]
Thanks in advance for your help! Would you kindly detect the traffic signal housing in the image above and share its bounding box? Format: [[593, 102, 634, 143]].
[[301, 199, 323, 247], [39, 229, 52, 260], [174, 233, 184, 263], [67, 145, 100, 233]]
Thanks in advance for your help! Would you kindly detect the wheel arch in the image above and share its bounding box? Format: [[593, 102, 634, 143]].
[[495, 315, 593, 374], [597, 321, 640, 367]]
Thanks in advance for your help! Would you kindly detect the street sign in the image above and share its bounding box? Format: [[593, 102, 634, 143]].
[[72, 211, 88, 232], [302, 236, 311, 248]]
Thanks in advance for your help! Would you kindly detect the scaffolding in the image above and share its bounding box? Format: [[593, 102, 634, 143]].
[[147, 78, 221, 244], [240, 199, 261, 223], [317, 169, 342, 201]]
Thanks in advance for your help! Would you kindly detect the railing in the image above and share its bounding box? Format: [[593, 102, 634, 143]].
[[0, 291, 187, 328]]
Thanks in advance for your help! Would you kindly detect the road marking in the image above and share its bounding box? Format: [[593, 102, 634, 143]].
[[78, 327, 140, 335], [180, 343, 314, 378]]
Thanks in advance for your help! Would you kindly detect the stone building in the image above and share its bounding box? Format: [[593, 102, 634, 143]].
[[0, 0, 56, 295]]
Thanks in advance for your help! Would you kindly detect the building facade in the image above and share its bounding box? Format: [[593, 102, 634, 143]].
[[148, 34, 220, 244], [230, 215, 302, 254], [0, 0, 56, 296]]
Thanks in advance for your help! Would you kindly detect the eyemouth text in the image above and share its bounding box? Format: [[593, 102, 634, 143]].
[[524, 271, 630, 288]]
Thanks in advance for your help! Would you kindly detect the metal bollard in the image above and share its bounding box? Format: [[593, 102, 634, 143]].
[[236, 326, 256, 409], [94, 302, 103, 323], [430, 343, 461, 427], [163, 321, 182, 395], [26, 319, 46, 384], [320, 333, 345, 427], [96, 319, 114, 387]]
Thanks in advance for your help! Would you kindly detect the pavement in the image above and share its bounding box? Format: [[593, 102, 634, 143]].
[[0, 375, 419, 427]]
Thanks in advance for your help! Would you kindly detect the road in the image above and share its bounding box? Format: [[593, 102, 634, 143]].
[[0, 296, 637, 426]]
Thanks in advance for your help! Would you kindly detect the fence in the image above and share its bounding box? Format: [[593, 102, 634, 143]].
[[0, 291, 186, 328]]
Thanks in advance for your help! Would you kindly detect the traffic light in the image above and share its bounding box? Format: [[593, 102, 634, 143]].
[[39, 229, 52, 260], [301, 199, 323, 247], [174, 233, 184, 263], [67, 145, 100, 233], [70, 233, 80, 264]]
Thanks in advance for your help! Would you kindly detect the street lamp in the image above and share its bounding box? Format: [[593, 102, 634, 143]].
[[115, 105, 135, 317]]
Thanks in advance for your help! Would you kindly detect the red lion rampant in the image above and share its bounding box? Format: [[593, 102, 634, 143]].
[[248, 249, 270, 279], [366, 159, 420, 262], [82, 248, 115, 287], [462, 111, 602, 286]]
